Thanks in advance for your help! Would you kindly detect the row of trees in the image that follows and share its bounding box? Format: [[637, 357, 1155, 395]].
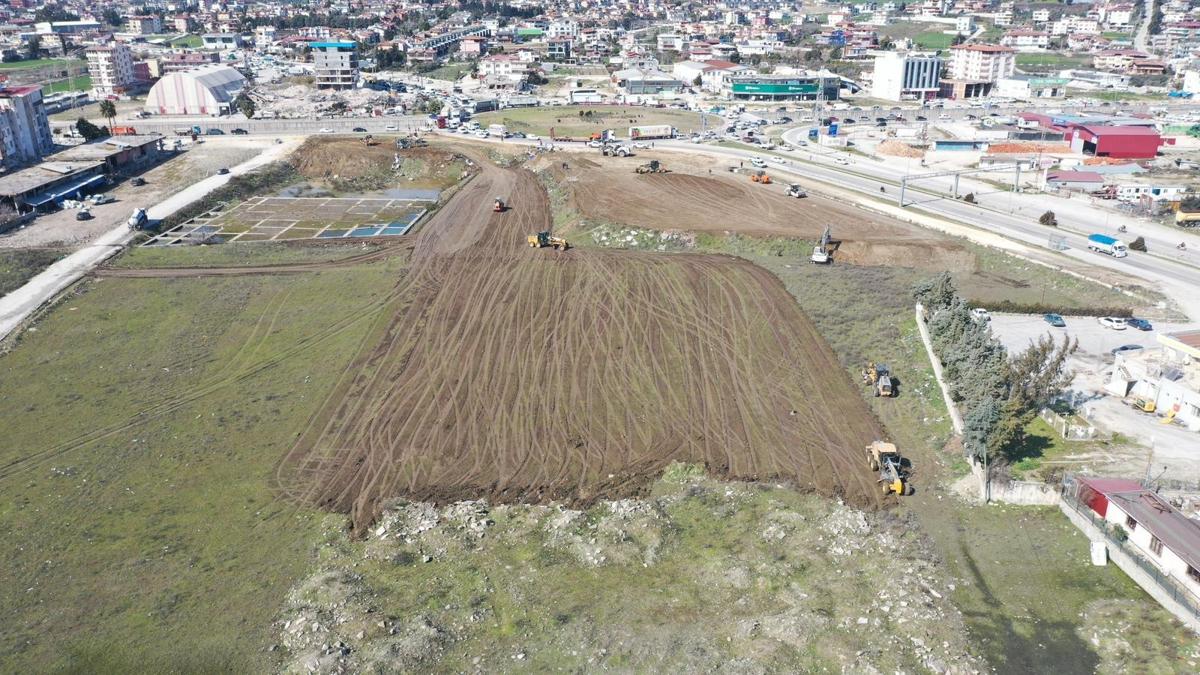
[[914, 273, 1076, 472]]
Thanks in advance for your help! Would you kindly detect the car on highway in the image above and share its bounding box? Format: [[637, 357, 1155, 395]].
[[319, 127, 333, 133], [352, 127, 367, 132], [217, 167, 230, 175], [770, 155, 785, 164], [587, 139, 602, 147], [1127, 318, 1153, 331], [384, 124, 398, 131], [475, 130, 490, 139], [1111, 344, 1145, 355], [915, 115, 927, 121], [1043, 313, 1066, 327], [750, 157, 766, 168], [206, 128, 224, 135], [842, 118, 856, 125], [527, 134, 541, 141], [231, 128, 248, 135], [1099, 316, 1128, 330]]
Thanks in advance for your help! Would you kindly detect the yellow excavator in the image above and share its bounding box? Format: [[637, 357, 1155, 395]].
[[861, 362, 894, 398], [527, 231, 570, 251], [866, 441, 911, 496]]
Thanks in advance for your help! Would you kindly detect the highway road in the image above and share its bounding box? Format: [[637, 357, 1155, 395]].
[[649, 134, 1200, 319], [50, 115, 430, 137]]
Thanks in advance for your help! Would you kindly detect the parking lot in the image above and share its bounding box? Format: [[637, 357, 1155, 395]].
[[988, 313, 1200, 477]]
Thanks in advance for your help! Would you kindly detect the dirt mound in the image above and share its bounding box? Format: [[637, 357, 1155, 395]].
[[290, 138, 468, 190], [277, 159, 887, 532], [986, 142, 1070, 154], [566, 159, 945, 243], [836, 240, 977, 272], [877, 140, 925, 159]]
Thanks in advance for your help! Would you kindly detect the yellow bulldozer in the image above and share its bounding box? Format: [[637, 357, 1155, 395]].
[[866, 441, 911, 496], [527, 231, 570, 251], [635, 160, 666, 174], [861, 362, 894, 398]]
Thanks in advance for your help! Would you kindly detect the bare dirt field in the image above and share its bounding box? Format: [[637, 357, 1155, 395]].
[[273, 153, 888, 532], [290, 138, 471, 193], [561, 155, 977, 271]]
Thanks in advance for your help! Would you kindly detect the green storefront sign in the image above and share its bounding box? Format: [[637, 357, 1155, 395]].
[[731, 81, 820, 95]]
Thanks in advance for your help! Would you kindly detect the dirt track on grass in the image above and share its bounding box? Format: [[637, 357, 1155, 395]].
[[276, 156, 888, 532]]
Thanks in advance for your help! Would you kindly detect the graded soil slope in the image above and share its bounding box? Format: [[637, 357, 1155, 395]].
[[277, 157, 888, 532], [564, 158, 976, 271]]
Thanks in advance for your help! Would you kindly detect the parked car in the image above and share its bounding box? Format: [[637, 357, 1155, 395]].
[[88, 193, 114, 205], [75, 207, 92, 221], [970, 308, 991, 322], [217, 167, 230, 175], [526, 134, 540, 141], [352, 127, 367, 132], [1126, 318, 1153, 331], [1099, 316, 1128, 330], [318, 127, 333, 133], [1111, 344, 1144, 355], [1043, 313, 1066, 327], [231, 128, 249, 135], [130, 177, 146, 187]]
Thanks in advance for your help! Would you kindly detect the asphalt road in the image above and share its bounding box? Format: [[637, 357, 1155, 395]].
[[51, 115, 430, 137]]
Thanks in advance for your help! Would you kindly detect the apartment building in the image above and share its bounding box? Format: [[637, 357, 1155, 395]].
[[1001, 30, 1050, 51], [86, 43, 135, 97], [125, 15, 162, 35], [943, 44, 1015, 98], [0, 85, 53, 169], [310, 41, 358, 90], [871, 51, 942, 101]]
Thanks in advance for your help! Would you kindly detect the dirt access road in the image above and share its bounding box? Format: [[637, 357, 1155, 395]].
[[274, 151, 890, 532]]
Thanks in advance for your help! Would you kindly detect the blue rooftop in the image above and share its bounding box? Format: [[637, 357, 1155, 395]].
[[309, 41, 356, 49]]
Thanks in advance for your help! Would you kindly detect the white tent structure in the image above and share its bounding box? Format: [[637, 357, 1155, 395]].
[[144, 65, 246, 116]]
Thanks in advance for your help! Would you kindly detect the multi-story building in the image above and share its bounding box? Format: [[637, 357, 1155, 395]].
[[158, 51, 220, 74], [546, 39, 573, 62], [1001, 30, 1050, 51], [201, 33, 242, 50], [255, 26, 277, 51], [125, 15, 162, 35], [478, 53, 527, 83], [0, 85, 53, 169], [943, 44, 1015, 98], [547, 20, 579, 40], [310, 41, 358, 89], [728, 73, 841, 101], [86, 43, 135, 97], [1050, 16, 1100, 36], [871, 51, 942, 101]]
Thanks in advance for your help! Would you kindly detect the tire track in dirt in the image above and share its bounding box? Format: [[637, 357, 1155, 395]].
[[275, 157, 889, 533]]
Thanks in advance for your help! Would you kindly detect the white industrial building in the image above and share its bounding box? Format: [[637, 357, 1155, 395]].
[[871, 51, 942, 101], [143, 65, 246, 116]]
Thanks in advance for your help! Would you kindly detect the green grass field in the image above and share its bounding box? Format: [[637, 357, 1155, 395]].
[[0, 58, 84, 71], [113, 241, 392, 269], [0, 249, 65, 297], [474, 105, 705, 138], [914, 31, 955, 49], [1017, 53, 1093, 70], [171, 35, 203, 48], [42, 75, 91, 94], [0, 257, 404, 671]]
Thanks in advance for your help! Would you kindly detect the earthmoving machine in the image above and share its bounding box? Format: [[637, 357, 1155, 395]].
[[602, 143, 633, 157], [527, 231, 570, 251], [363, 134, 378, 146], [751, 170, 771, 184], [865, 441, 911, 496], [1130, 397, 1157, 413], [787, 184, 808, 199], [810, 226, 832, 264], [861, 362, 894, 398], [635, 160, 666, 174], [127, 208, 148, 230], [494, 197, 506, 212]]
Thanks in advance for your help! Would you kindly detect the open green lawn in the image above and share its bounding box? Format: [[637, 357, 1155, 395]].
[[0, 256, 404, 671], [474, 105, 705, 139], [42, 75, 91, 94], [0, 58, 84, 71], [420, 62, 473, 81], [171, 35, 203, 48], [1017, 53, 1094, 70], [0, 249, 66, 297], [914, 31, 955, 49], [114, 241, 391, 269]]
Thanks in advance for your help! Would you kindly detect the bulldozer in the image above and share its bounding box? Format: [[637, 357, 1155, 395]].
[[635, 160, 666, 174], [866, 441, 911, 496], [494, 197, 506, 213], [527, 231, 570, 251], [363, 134, 379, 146], [861, 362, 894, 398]]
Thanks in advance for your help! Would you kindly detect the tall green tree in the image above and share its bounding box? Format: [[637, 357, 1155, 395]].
[[97, 99, 117, 131]]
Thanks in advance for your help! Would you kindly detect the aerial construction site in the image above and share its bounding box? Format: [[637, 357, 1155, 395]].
[[1, 133, 1194, 674]]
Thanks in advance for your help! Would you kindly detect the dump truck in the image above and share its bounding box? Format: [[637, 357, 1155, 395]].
[[1176, 209, 1200, 228], [527, 231, 569, 250], [865, 441, 911, 496], [861, 362, 894, 397], [635, 160, 666, 174], [811, 226, 831, 264]]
